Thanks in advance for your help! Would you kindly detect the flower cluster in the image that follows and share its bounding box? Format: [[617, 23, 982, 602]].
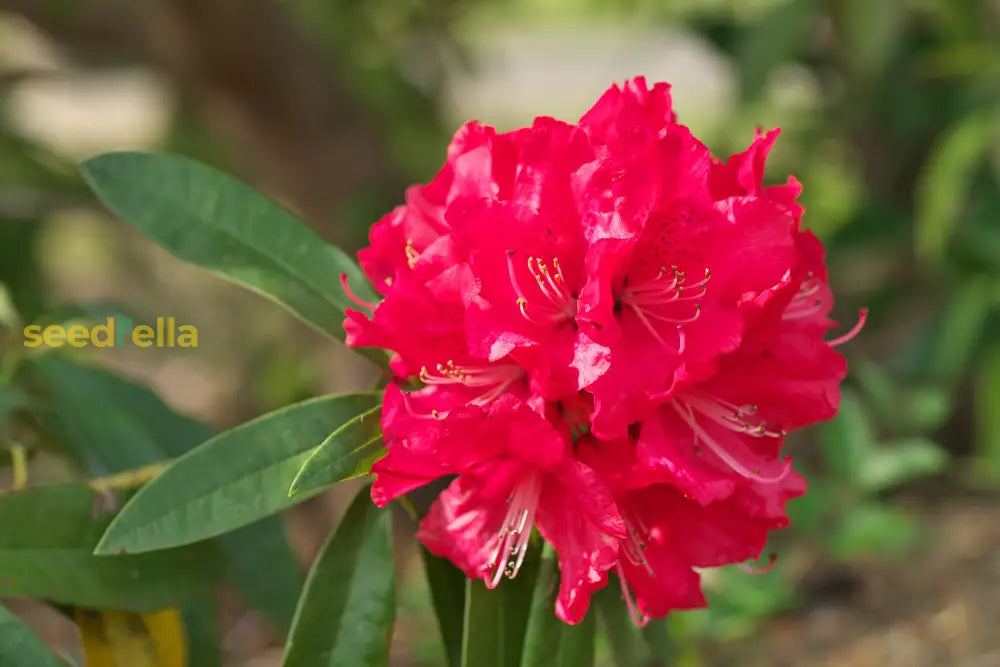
[[344, 78, 863, 625]]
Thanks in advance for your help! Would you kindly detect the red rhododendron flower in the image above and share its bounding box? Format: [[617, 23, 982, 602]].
[[578, 436, 805, 623], [345, 76, 862, 624], [371, 385, 625, 622]]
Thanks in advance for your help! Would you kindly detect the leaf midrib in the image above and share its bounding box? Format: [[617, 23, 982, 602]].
[[96, 392, 379, 552], [97, 447, 317, 552], [85, 155, 365, 325], [133, 171, 347, 317]]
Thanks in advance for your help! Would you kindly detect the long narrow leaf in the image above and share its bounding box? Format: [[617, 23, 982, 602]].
[[79, 152, 382, 359], [461, 580, 504, 667], [0, 601, 67, 667], [282, 487, 395, 667], [288, 404, 383, 497], [31, 355, 302, 632], [595, 584, 642, 667], [0, 485, 222, 610], [422, 550, 466, 667], [519, 545, 595, 667], [95, 393, 380, 554]]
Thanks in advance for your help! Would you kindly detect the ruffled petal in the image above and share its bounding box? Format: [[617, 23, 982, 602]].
[[535, 459, 624, 623]]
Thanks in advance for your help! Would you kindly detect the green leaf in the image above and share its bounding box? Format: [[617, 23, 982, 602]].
[[79, 152, 381, 353], [28, 355, 302, 632], [95, 392, 380, 555], [500, 552, 540, 667], [828, 502, 919, 558], [702, 567, 795, 639], [915, 110, 1000, 265], [738, 0, 817, 99], [519, 546, 595, 667], [852, 358, 895, 417], [220, 518, 302, 634], [422, 550, 466, 667], [595, 584, 642, 667], [895, 386, 953, 434], [0, 218, 44, 321], [282, 487, 394, 667], [838, 0, 902, 79], [859, 438, 948, 492], [0, 484, 222, 610], [0, 386, 28, 426], [288, 404, 383, 498], [457, 545, 542, 667], [820, 390, 875, 484], [975, 343, 1000, 481], [926, 278, 991, 383], [181, 604, 222, 667], [28, 355, 213, 473], [786, 474, 835, 533], [36, 301, 134, 329], [0, 600, 67, 667], [462, 580, 503, 667], [640, 618, 676, 665]]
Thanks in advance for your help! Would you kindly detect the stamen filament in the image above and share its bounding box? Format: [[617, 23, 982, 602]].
[[682, 394, 784, 438], [618, 266, 708, 355], [616, 561, 650, 627], [672, 401, 791, 484], [507, 252, 577, 324], [487, 470, 541, 588], [621, 510, 655, 575], [737, 553, 778, 575], [828, 308, 868, 347], [419, 362, 524, 407], [340, 273, 377, 312]]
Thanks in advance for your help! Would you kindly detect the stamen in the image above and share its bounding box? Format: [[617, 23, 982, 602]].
[[340, 273, 377, 312], [737, 553, 778, 575], [486, 470, 541, 588], [505, 250, 530, 302], [828, 308, 868, 347], [637, 303, 701, 326], [783, 277, 826, 320], [628, 303, 674, 351], [404, 239, 420, 268], [419, 362, 524, 407], [619, 266, 708, 354], [672, 401, 791, 484], [400, 393, 446, 420], [506, 251, 576, 324], [616, 561, 650, 627], [620, 509, 654, 576], [682, 394, 785, 438]]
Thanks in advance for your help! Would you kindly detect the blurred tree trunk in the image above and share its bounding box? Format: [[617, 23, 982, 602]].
[[0, 0, 405, 244]]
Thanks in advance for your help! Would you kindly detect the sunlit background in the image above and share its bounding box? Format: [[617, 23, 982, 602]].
[[1, 1, 999, 665]]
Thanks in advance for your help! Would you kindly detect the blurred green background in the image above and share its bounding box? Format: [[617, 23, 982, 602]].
[[1, 0, 998, 665]]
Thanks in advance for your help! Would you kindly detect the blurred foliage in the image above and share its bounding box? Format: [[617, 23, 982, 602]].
[[0, 0, 998, 664]]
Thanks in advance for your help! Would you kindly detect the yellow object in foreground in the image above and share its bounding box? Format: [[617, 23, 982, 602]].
[[76, 608, 187, 667]]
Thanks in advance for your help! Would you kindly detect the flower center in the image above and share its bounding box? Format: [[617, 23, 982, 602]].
[[671, 394, 790, 484], [618, 266, 708, 354], [419, 361, 524, 407], [487, 469, 542, 588], [505, 251, 577, 324]]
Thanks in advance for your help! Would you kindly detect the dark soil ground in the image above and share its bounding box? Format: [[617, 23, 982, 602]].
[[710, 496, 1000, 667]]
